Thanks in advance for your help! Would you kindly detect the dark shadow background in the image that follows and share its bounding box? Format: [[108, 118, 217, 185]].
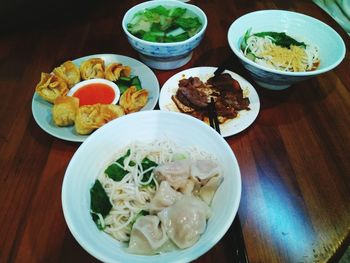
[[0, 0, 101, 34]]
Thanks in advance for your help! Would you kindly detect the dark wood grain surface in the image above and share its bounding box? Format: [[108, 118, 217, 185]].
[[1, 0, 349, 262]]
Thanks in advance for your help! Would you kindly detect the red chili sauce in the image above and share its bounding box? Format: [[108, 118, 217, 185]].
[[73, 83, 115, 106]]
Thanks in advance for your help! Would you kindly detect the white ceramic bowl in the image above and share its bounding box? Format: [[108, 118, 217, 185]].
[[228, 10, 346, 90], [122, 0, 207, 70], [67, 78, 121, 105], [62, 110, 241, 263]]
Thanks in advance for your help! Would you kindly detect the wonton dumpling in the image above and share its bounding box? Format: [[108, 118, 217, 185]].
[[35, 73, 69, 103], [53, 60, 80, 88], [99, 104, 125, 121], [119, 86, 148, 114], [154, 159, 191, 190], [191, 159, 221, 182], [198, 175, 223, 205], [52, 96, 79, 126], [75, 104, 124, 135], [179, 178, 198, 195], [158, 195, 211, 249], [128, 215, 168, 255], [105, 63, 131, 81], [79, 58, 105, 80], [148, 181, 182, 213]]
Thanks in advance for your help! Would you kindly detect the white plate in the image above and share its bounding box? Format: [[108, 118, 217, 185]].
[[159, 67, 260, 137], [32, 54, 160, 142]]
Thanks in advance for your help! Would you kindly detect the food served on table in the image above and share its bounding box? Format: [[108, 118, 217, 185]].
[[53, 61, 80, 88], [34, 57, 149, 135], [80, 58, 105, 80], [75, 104, 124, 135], [35, 73, 69, 103], [171, 73, 250, 123], [52, 96, 79, 127], [72, 81, 117, 106], [105, 63, 132, 82], [90, 139, 223, 255], [127, 5, 202, 43], [119, 86, 149, 114], [240, 29, 320, 72]]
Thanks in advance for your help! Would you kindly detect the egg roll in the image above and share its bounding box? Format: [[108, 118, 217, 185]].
[[52, 96, 79, 127], [35, 73, 69, 103]]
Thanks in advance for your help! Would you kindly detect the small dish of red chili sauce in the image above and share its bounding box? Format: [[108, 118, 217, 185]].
[[67, 79, 120, 106]]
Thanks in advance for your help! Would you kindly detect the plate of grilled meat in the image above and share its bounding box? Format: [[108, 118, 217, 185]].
[[159, 67, 260, 137]]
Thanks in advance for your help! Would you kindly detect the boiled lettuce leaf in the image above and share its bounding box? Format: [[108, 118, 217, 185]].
[[140, 157, 157, 186], [90, 179, 112, 230], [175, 17, 201, 30], [254, 31, 306, 48], [105, 149, 135, 181]]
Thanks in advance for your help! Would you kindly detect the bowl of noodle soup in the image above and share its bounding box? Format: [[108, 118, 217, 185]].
[[62, 110, 241, 262], [228, 10, 346, 90]]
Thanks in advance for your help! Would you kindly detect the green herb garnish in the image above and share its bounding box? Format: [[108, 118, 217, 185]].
[[90, 179, 112, 230], [241, 28, 306, 50], [253, 31, 306, 49], [114, 76, 142, 94], [130, 76, 142, 91], [105, 149, 135, 181], [141, 157, 158, 186]]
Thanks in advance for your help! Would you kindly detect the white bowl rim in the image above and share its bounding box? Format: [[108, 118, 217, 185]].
[[67, 78, 121, 105], [122, 0, 208, 47], [228, 9, 346, 77]]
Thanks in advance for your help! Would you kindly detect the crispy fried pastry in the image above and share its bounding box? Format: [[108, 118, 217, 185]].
[[80, 58, 105, 80], [52, 96, 79, 127], [35, 73, 69, 103], [53, 61, 80, 88], [119, 86, 148, 114], [105, 63, 132, 81], [75, 104, 125, 135], [100, 104, 125, 120]]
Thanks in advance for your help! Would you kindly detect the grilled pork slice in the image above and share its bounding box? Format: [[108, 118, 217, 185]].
[[177, 77, 210, 109], [207, 73, 242, 92], [172, 73, 250, 123], [215, 99, 238, 118], [171, 95, 205, 120], [207, 73, 250, 111], [179, 77, 219, 98], [171, 95, 195, 113], [176, 85, 208, 109], [220, 91, 250, 111]]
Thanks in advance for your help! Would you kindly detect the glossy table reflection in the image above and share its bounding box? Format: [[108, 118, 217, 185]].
[[0, 0, 349, 262]]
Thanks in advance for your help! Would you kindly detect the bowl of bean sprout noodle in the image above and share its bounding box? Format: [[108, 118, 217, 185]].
[[228, 10, 346, 90], [61, 110, 241, 262]]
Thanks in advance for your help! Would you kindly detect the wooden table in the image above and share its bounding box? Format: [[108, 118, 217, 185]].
[[1, 0, 349, 262]]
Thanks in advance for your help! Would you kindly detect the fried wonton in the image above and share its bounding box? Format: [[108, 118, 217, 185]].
[[35, 73, 69, 103], [75, 104, 125, 135], [80, 58, 105, 80], [119, 86, 148, 114], [52, 96, 79, 127], [53, 61, 80, 88], [105, 63, 132, 81]]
